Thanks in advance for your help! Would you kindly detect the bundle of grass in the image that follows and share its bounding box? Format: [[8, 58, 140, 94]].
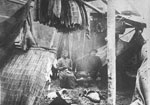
[[0, 47, 56, 105]]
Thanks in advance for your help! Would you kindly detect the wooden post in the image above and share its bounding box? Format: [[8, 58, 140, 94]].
[[147, 4, 150, 105], [147, 1, 150, 70], [80, 0, 105, 14], [107, 0, 116, 105]]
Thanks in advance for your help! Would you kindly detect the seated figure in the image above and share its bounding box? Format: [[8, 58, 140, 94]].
[[57, 50, 77, 89], [76, 49, 102, 81]]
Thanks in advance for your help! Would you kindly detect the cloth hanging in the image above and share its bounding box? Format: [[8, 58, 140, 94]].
[[14, 21, 27, 50], [69, 0, 82, 26], [33, 0, 88, 32], [0, 0, 31, 48], [14, 19, 35, 51], [53, 0, 62, 18]]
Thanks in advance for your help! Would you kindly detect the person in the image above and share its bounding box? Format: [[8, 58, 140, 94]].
[[87, 49, 102, 80], [130, 43, 150, 105], [76, 49, 102, 81], [57, 50, 76, 89], [51, 58, 58, 80]]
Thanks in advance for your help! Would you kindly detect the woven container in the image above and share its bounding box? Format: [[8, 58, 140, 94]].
[[0, 47, 56, 105]]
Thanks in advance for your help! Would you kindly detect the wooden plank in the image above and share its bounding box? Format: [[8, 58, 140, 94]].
[[147, 5, 150, 105], [27, 10, 38, 45], [8, 0, 27, 5], [107, 0, 116, 105], [80, 0, 105, 14], [147, 2, 150, 69], [8, 0, 34, 7], [0, 15, 10, 19]]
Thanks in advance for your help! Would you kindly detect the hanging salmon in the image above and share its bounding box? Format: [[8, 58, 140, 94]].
[[53, 0, 62, 18], [69, 0, 82, 26]]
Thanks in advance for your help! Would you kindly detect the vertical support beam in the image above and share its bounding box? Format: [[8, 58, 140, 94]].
[[147, 3, 150, 105], [107, 0, 116, 105], [147, 1, 150, 71]]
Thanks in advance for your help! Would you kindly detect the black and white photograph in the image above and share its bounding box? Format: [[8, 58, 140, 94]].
[[0, 0, 150, 105]]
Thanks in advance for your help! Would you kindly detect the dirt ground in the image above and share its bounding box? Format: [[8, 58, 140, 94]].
[[41, 78, 134, 105]]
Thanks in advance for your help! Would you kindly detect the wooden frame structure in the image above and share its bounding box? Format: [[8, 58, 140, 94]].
[[81, 0, 116, 105], [107, 0, 116, 105], [7, 0, 117, 105], [8, 0, 150, 105]]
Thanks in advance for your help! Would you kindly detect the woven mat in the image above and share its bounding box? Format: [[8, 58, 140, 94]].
[[1, 48, 55, 105]]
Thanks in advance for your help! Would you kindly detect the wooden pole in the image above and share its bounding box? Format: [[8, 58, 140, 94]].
[[79, 0, 105, 14], [147, 4, 150, 105], [0, 15, 10, 19], [107, 0, 116, 105], [147, 1, 150, 70], [28, 10, 38, 46], [8, 0, 34, 7]]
